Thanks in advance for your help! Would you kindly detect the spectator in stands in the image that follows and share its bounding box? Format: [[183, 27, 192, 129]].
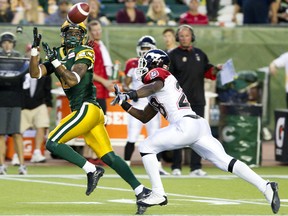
[[146, 0, 176, 26], [12, 0, 45, 24], [276, 0, 288, 23], [162, 28, 177, 52], [116, 0, 146, 24], [0, 32, 27, 175], [232, 0, 278, 24], [45, 0, 71, 25], [0, 0, 14, 23], [87, 0, 110, 26], [179, 0, 208, 25], [206, 0, 219, 21]]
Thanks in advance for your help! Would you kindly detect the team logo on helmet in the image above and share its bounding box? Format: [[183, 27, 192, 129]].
[[136, 49, 170, 81]]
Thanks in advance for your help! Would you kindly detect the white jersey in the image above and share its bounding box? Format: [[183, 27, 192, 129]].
[[142, 67, 196, 124], [272, 52, 288, 92]]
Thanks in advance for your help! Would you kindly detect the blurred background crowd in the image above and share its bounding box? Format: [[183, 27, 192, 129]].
[[0, 0, 287, 27]]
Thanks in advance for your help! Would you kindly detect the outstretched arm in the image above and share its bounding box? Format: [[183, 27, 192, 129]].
[[29, 27, 48, 78], [42, 42, 87, 87], [123, 102, 158, 124], [125, 80, 164, 101], [56, 62, 87, 87]]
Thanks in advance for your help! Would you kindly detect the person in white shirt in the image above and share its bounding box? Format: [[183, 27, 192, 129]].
[[269, 52, 288, 107]]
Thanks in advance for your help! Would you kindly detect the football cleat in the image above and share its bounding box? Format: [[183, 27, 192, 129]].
[[264, 182, 280, 214], [136, 187, 152, 215], [86, 165, 105, 196], [137, 191, 168, 207]]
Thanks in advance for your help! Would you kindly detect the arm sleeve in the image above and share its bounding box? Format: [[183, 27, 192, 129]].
[[203, 52, 216, 80], [273, 53, 288, 68], [42, 61, 55, 75]]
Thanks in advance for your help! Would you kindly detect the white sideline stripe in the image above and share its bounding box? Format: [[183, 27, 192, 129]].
[[20, 202, 102, 205], [1, 174, 288, 179], [2, 176, 288, 208]]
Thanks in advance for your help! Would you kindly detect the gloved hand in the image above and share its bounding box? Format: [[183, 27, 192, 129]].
[[42, 42, 57, 62], [32, 27, 41, 48], [110, 84, 130, 105]]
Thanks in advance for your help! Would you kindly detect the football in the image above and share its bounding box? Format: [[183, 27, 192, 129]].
[[67, 2, 90, 24]]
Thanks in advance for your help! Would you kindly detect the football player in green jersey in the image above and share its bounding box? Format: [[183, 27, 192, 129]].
[[29, 21, 151, 214]]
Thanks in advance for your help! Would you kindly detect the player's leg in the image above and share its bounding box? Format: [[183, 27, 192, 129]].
[[124, 114, 142, 165], [146, 113, 169, 175], [189, 105, 206, 176], [137, 119, 198, 207], [84, 108, 151, 214], [46, 103, 104, 195], [192, 118, 280, 213]]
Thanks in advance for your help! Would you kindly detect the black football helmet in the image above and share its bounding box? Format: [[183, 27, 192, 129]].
[[136, 49, 170, 80], [136, 35, 157, 57]]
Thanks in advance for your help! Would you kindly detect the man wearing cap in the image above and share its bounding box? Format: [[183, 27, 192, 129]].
[[0, 32, 27, 175]]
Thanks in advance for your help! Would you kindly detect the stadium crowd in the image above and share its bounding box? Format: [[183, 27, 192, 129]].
[[0, 0, 287, 26]]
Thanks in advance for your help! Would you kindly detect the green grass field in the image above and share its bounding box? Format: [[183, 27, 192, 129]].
[[0, 165, 287, 216]]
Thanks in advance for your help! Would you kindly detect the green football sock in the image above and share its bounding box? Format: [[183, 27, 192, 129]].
[[102, 151, 141, 189], [46, 140, 86, 168]]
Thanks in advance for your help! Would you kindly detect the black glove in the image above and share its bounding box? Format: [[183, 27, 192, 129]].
[[42, 42, 57, 62], [32, 27, 41, 48]]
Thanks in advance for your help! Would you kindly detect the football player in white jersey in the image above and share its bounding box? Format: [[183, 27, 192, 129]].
[[123, 35, 169, 175], [111, 49, 280, 214]]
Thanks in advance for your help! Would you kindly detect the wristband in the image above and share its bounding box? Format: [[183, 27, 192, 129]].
[[31, 48, 39, 56], [121, 101, 132, 112], [51, 59, 61, 68], [72, 71, 81, 84], [127, 90, 138, 101], [37, 65, 42, 79]]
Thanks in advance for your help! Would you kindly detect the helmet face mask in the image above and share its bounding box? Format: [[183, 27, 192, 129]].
[[136, 49, 170, 81], [61, 21, 87, 48]]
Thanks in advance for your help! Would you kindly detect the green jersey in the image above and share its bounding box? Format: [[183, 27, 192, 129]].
[[44, 45, 98, 111]]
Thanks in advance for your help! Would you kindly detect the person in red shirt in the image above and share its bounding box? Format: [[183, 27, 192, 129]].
[[179, 0, 209, 25], [88, 20, 116, 114]]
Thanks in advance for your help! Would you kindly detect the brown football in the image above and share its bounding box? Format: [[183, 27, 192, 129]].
[[67, 2, 90, 24]]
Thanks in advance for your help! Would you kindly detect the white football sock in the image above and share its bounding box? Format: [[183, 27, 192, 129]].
[[125, 160, 131, 166], [142, 154, 165, 195], [134, 184, 144, 196], [82, 161, 96, 173], [233, 160, 267, 193]]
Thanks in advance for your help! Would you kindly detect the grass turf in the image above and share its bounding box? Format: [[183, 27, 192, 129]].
[[0, 165, 287, 215]]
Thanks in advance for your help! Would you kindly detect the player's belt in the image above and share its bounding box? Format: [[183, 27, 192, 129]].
[[183, 114, 201, 119]]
